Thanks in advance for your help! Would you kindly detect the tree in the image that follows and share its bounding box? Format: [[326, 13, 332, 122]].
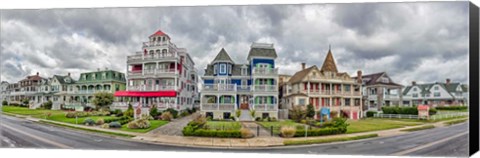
[[2, 100, 8, 106], [289, 105, 307, 122], [124, 104, 134, 117], [306, 104, 315, 118], [92, 92, 114, 111]]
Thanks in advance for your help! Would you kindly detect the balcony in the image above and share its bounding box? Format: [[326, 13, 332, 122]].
[[77, 90, 111, 94], [127, 53, 177, 63], [253, 85, 277, 92], [202, 84, 237, 92], [237, 86, 251, 92], [252, 68, 278, 76], [254, 104, 278, 111], [142, 41, 170, 47], [127, 85, 175, 91], [202, 103, 218, 110]]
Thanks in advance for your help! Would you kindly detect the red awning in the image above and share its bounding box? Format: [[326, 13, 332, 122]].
[[114, 91, 177, 97]]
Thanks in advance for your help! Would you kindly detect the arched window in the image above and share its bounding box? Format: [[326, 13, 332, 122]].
[[156, 49, 161, 57]]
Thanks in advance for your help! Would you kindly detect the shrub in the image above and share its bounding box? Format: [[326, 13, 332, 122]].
[[9, 103, 20, 106], [330, 111, 338, 118], [164, 108, 178, 118], [306, 104, 315, 118], [240, 128, 254, 138], [180, 111, 189, 117], [289, 105, 307, 122], [250, 109, 256, 118], [270, 117, 277, 122], [294, 127, 345, 137], [65, 112, 77, 118], [150, 105, 159, 118], [429, 108, 437, 115], [161, 112, 173, 121], [235, 110, 241, 118], [41, 101, 53, 110], [366, 111, 377, 117], [436, 106, 468, 111], [382, 107, 418, 115], [96, 118, 104, 125], [255, 117, 262, 121], [2, 100, 8, 106], [124, 104, 134, 117], [109, 122, 122, 128], [83, 118, 95, 126], [300, 119, 307, 124], [127, 118, 151, 129], [280, 126, 297, 138], [101, 123, 110, 129], [183, 129, 242, 138]]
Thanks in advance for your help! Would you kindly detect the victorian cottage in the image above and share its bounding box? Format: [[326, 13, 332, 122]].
[[281, 49, 363, 120], [200, 43, 279, 120]]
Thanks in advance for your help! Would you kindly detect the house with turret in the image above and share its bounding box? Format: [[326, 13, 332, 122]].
[[200, 43, 279, 120]]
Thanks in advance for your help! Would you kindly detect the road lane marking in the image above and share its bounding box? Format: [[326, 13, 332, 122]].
[[2, 123, 72, 149], [390, 131, 468, 156]]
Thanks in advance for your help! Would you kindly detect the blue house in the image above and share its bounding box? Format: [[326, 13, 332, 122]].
[[200, 43, 279, 121]]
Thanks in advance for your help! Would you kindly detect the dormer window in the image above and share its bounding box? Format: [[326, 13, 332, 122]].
[[434, 86, 439, 90], [220, 64, 226, 74], [413, 87, 417, 91], [92, 74, 96, 80], [103, 73, 107, 79], [241, 68, 247, 76]]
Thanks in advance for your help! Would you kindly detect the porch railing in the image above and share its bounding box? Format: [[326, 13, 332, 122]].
[[253, 85, 277, 92], [202, 84, 237, 92], [254, 104, 278, 111], [252, 68, 278, 76]]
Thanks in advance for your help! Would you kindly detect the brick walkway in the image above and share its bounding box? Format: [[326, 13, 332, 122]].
[[146, 112, 199, 136]]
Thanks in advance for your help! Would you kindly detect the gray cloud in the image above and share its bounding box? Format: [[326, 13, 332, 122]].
[[0, 2, 470, 86]]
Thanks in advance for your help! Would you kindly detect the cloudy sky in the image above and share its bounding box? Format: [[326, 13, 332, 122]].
[[0, 2, 469, 85]]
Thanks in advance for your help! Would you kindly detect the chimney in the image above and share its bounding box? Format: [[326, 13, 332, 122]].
[[36, 72, 39, 76], [446, 78, 451, 84], [68, 72, 71, 76], [97, 68, 100, 71], [301, 63, 306, 70], [357, 70, 362, 84], [412, 81, 416, 85]]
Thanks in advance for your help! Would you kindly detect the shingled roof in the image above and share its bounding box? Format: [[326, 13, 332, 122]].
[[288, 66, 318, 84], [247, 43, 278, 59], [212, 48, 234, 63], [352, 72, 403, 87], [402, 82, 468, 96], [320, 49, 338, 73]]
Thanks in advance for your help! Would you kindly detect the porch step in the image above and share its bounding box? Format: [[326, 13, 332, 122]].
[[238, 109, 253, 121]]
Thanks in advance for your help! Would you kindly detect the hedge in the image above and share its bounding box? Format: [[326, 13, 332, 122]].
[[436, 106, 468, 111], [366, 111, 377, 117], [294, 127, 346, 137], [183, 129, 242, 138], [382, 107, 418, 115]]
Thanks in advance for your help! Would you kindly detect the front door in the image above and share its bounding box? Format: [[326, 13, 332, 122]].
[[240, 95, 249, 109]]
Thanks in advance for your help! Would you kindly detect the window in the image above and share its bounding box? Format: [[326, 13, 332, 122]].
[[299, 98, 306, 105], [434, 92, 441, 97], [413, 87, 417, 91], [241, 80, 247, 86], [413, 93, 418, 98], [345, 98, 351, 106], [220, 64, 226, 74], [103, 73, 107, 79], [434, 86, 439, 90], [227, 65, 232, 74], [241, 68, 247, 76], [214, 65, 217, 74]]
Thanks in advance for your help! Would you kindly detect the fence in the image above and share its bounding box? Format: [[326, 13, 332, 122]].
[[373, 113, 419, 119], [373, 112, 469, 120], [430, 112, 469, 120]]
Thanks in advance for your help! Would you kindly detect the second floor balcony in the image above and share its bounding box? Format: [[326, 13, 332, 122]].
[[128, 69, 177, 78], [202, 84, 237, 92], [127, 85, 175, 91], [252, 68, 278, 76], [253, 85, 277, 92], [127, 52, 177, 63]]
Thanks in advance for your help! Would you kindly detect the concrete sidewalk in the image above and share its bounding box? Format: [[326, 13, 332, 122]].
[[5, 112, 466, 148]]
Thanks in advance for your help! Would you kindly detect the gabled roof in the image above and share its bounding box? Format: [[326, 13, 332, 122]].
[[212, 48, 234, 63], [403, 82, 468, 96], [149, 30, 169, 38], [288, 66, 319, 84], [320, 49, 338, 73], [247, 43, 277, 59], [53, 75, 76, 84], [353, 72, 403, 87]]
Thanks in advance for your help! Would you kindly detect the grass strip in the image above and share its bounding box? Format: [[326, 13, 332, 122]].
[[444, 119, 468, 126], [400, 125, 435, 132], [39, 120, 135, 138], [284, 134, 378, 146]]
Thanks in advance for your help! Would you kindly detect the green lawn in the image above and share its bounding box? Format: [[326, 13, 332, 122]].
[[2, 106, 65, 118], [346, 118, 424, 134], [257, 120, 306, 135], [205, 121, 242, 130], [120, 120, 169, 133], [47, 115, 117, 124]]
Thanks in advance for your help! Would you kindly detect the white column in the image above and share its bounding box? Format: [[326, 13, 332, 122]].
[[217, 95, 220, 110]]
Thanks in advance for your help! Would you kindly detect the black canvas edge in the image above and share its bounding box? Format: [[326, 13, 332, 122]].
[[469, 1, 479, 156]]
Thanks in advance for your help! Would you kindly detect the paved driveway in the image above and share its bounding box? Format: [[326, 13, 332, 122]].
[[147, 112, 199, 136]]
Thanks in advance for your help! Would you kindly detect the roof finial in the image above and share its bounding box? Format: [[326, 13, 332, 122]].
[[329, 44, 331, 50]]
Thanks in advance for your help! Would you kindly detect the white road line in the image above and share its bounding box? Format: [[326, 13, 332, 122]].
[[2, 123, 72, 149], [390, 131, 468, 156]]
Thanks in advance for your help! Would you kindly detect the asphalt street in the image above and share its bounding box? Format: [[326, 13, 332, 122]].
[[0, 114, 470, 157]]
